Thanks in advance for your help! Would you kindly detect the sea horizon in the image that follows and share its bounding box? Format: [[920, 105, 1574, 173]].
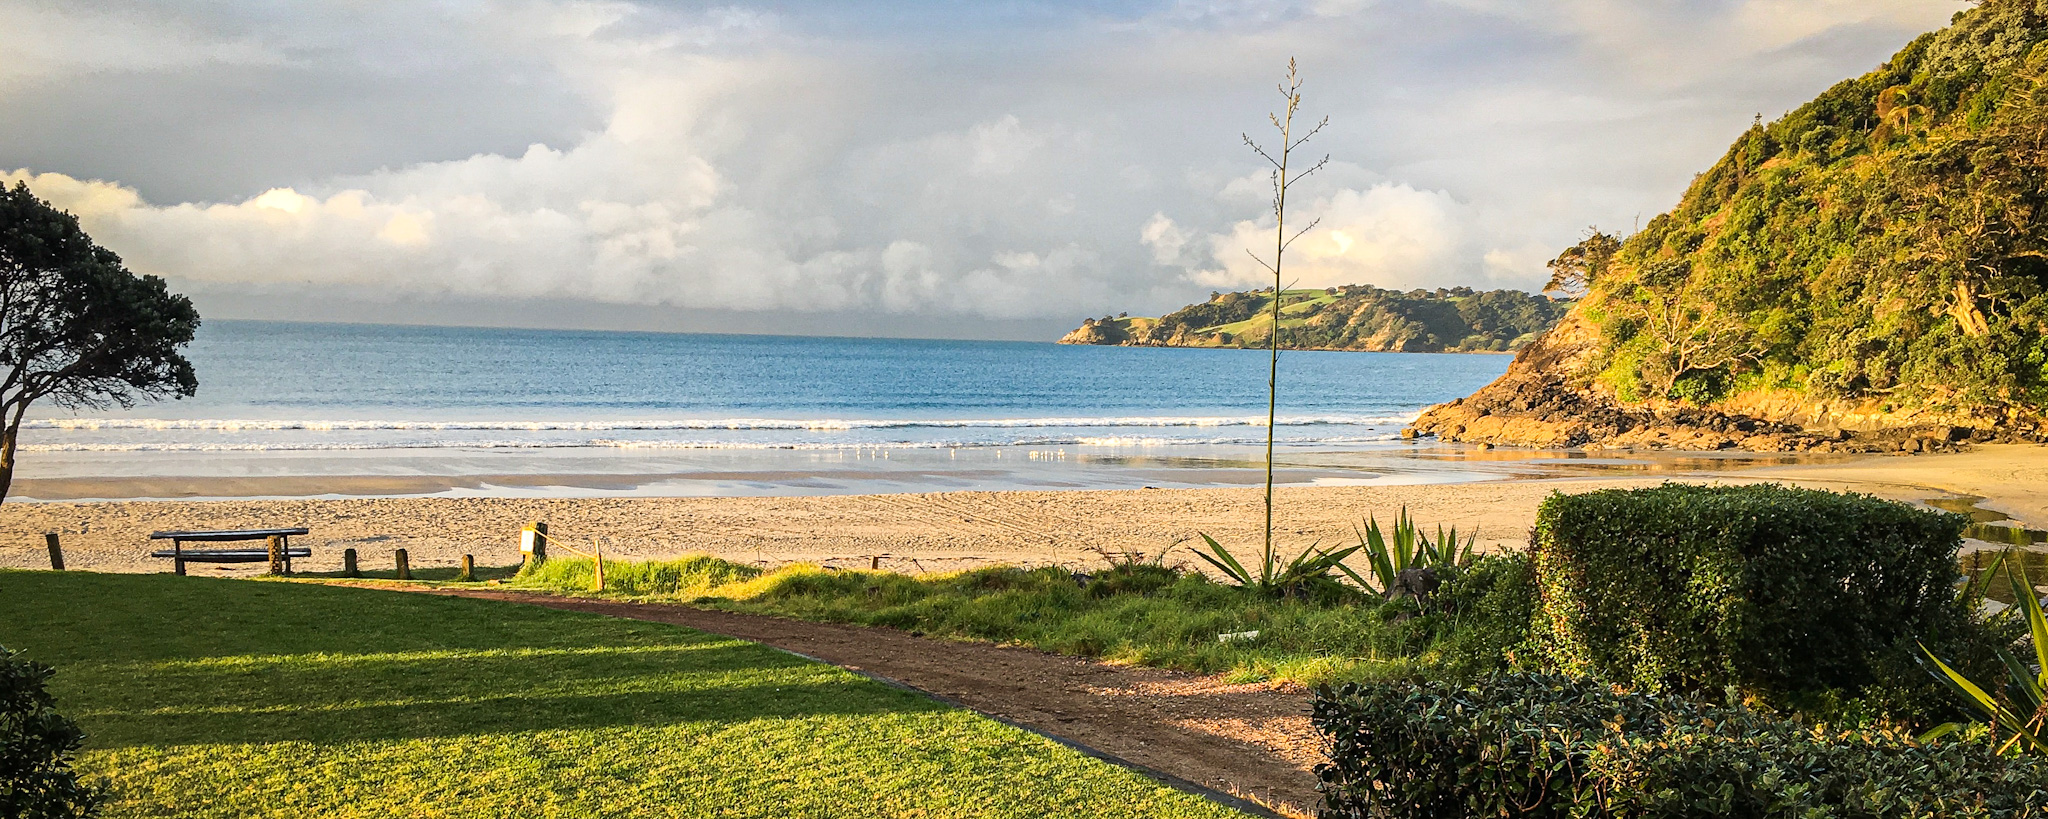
[[13, 318, 1526, 499]]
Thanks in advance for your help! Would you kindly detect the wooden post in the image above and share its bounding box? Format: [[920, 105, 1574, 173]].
[[343, 548, 360, 577], [520, 521, 549, 571], [459, 554, 475, 582], [267, 535, 285, 576], [394, 548, 411, 580], [870, 555, 880, 571], [44, 533, 64, 571], [592, 537, 604, 591]]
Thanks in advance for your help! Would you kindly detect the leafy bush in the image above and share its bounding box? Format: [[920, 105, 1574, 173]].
[[0, 648, 101, 819], [1531, 483, 1979, 710], [1423, 552, 1536, 678], [1313, 673, 2048, 819]]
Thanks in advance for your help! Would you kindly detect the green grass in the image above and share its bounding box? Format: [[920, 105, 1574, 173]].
[[1195, 290, 1338, 338], [513, 557, 1489, 686], [0, 570, 1251, 819]]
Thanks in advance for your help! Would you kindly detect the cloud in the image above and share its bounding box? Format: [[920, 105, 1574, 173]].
[[0, 0, 1966, 329], [1158, 182, 1490, 291]]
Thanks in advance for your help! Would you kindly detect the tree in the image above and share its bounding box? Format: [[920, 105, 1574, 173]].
[[1542, 229, 1620, 298], [1240, 59, 1328, 562], [0, 182, 199, 502]]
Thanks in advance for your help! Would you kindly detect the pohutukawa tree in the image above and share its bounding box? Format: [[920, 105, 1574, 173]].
[[0, 182, 200, 503]]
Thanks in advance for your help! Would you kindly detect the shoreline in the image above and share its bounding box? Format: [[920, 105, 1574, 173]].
[[5, 445, 2042, 577]]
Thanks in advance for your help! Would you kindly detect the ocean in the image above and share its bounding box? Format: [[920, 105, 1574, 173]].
[[16, 320, 1516, 497]]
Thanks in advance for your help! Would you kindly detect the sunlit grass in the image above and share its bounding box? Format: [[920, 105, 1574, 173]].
[[511, 556, 1476, 687], [0, 570, 1249, 819]]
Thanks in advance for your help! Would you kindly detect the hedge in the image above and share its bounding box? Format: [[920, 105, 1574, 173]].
[[1312, 673, 2048, 818], [1530, 483, 1975, 705], [1, 647, 100, 819]]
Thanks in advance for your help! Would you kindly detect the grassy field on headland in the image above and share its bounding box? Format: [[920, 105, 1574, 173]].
[[0, 570, 1249, 819]]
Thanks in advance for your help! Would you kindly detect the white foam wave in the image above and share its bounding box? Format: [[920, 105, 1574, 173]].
[[25, 413, 1415, 433], [19, 433, 1400, 453]]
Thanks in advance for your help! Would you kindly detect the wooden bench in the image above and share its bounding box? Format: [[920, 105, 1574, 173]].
[[150, 528, 311, 576]]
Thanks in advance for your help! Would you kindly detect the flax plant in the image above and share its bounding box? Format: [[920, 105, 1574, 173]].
[[1922, 553, 2048, 754], [1336, 508, 1479, 595]]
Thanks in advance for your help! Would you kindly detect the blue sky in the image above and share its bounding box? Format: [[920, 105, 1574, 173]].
[[0, 0, 1962, 337]]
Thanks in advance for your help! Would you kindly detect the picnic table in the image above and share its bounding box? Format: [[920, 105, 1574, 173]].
[[150, 528, 311, 576]]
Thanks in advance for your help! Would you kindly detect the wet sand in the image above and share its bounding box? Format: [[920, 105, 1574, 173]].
[[4, 445, 2042, 576]]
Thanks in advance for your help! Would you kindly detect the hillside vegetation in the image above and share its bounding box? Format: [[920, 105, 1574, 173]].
[[1061, 285, 1566, 353], [1416, 1, 2048, 450]]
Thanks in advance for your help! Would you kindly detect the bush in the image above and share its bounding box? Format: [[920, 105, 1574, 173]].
[[1423, 552, 1537, 678], [1531, 483, 1976, 707], [1313, 673, 2048, 819], [0, 648, 101, 819]]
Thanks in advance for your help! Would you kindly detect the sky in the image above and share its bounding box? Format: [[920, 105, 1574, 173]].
[[0, 0, 1963, 340]]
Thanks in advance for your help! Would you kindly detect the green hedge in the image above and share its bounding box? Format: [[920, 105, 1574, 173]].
[[1530, 483, 1973, 705], [1312, 674, 2048, 818], [1, 647, 100, 819]]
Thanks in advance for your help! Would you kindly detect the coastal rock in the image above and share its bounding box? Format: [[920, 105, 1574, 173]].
[[1404, 306, 1993, 454]]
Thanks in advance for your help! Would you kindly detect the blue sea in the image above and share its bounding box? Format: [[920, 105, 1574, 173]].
[[17, 321, 1516, 496]]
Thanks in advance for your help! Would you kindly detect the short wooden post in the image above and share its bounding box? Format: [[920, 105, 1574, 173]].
[[592, 537, 605, 592], [267, 535, 285, 576], [520, 521, 549, 571], [342, 548, 360, 577], [45, 533, 64, 571], [870, 555, 880, 571], [459, 554, 475, 582], [394, 548, 411, 580]]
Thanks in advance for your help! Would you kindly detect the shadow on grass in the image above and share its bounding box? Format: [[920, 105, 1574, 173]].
[[82, 676, 938, 749], [298, 564, 524, 582], [0, 570, 943, 751]]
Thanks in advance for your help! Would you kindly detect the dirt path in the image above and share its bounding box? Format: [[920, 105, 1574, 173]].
[[413, 588, 1322, 818]]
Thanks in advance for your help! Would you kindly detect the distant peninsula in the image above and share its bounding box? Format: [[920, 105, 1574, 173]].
[[1059, 285, 1568, 353]]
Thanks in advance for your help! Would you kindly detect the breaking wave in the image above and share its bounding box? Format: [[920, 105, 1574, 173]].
[[25, 414, 1414, 432]]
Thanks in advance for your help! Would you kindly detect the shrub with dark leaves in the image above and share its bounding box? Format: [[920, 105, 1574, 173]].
[[1531, 483, 1983, 712], [1, 647, 101, 819], [1313, 673, 2048, 819]]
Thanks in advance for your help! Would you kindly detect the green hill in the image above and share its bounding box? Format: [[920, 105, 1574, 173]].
[[1060, 285, 1567, 353], [1414, 1, 2048, 451]]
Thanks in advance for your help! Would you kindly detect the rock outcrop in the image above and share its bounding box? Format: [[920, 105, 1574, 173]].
[[1405, 308, 2024, 453]]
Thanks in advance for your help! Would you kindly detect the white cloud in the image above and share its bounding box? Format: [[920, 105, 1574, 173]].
[[1182, 182, 1494, 291], [0, 0, 1968, 327]]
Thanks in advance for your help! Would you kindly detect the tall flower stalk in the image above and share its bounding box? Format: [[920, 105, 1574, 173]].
[[1241, 58, 1328, 562]]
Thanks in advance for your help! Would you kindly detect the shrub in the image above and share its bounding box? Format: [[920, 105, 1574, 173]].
[[0, 648, 101, 819], [1531, 483, 1976, 707], [1423, 552, 1537, 678], [1313, 673, 2048, 819]]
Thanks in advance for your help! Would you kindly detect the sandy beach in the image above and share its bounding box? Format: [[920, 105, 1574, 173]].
[[4, 445, 2042, 576]]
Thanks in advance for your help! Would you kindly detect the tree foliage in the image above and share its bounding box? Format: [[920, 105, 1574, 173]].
[[1579, 0, 2048, 414], [0, 182, 200, 501]]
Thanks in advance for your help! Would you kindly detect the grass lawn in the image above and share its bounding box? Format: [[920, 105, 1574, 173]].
[[0, 570, 1251, 819], [508, 556, 1518, 686]]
